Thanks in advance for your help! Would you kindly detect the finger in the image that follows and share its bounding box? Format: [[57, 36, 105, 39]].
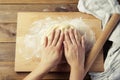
[[43, 36, 48, 47], [58, 46, 64, 63], [60, 46, 63, 55], [52, 29, 61, 46], [56, 31, 64, 47], [63, 41, 68, 52], [81, 36, 85, 49], [48, 29, 55, 46], [65, 30, 72, 45], [74, 29, 81, 45], [69, 28, 76, 44]]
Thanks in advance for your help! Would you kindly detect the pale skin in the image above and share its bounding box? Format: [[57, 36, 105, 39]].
[[64, 29, 85, 80], [24, 28, 85, 80]]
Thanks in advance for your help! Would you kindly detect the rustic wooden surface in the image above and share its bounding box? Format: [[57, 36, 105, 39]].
[[15, 12, 103, 72], [2, 0, 119, 79], [0, 0, 78, 4]]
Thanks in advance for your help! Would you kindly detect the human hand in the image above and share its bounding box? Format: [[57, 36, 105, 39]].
[[64, 28, 85, 68], [40, 29, 64, 69], [23, 29, 64, 80]]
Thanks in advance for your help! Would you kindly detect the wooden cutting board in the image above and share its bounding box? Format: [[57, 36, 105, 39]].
[[15, 12, 104, 72]]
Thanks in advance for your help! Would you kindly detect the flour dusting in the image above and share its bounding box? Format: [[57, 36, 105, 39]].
[[19, 17, 96, 60]]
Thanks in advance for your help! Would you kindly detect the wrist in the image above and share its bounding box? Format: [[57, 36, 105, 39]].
[[37, 63, 51, 73], [71, 65, 84, 72], [27, 64, 50, 80], [70, 64, 85, 80], [23, 64, 50, 80], [70, 63, 84, 69], [71, 63, 84, 74]]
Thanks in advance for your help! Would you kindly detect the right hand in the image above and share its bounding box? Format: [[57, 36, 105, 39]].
[[63, 28, 85, 68]]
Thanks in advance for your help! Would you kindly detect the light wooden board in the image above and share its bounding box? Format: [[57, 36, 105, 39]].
[[15, 12, 104, 72]]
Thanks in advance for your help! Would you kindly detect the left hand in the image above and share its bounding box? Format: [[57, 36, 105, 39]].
[[40, 29, 64, 69], [23, 29, 64, 80]]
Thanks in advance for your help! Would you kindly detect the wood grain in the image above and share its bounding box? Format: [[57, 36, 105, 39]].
[[0, 41, 95, 80], [0, 4, 77, 12], [0, 0, 78, 4], [15, 12, 104, 72], [0, 11, 95, 23], [0, 10, 96, 43], [0, 4, 77, 42], [0, 43, 15, 62], [0, 0, 111, 79], [0, 4, 78, 23], [0, 62, 69, 80], [0, 23, 16, 42], [0, 42, 70, 79]]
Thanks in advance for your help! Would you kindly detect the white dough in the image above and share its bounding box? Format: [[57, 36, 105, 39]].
[[19, 17, 96, 60]]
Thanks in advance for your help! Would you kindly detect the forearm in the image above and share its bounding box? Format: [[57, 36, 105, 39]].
[[70, 65, 84, 80], [24, 64, 51, 80]]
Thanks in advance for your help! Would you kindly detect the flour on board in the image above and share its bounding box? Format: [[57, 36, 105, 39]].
[[18, 17, 96, 60]]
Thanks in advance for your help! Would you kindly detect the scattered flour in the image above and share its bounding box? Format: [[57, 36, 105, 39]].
[[19, 17, 96, 60]]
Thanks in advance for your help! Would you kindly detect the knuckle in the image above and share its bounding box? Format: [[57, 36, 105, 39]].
[[74, 45, 79, 50]]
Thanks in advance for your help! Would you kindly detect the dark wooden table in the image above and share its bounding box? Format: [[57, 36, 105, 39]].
[[0, 1, 83, 80], [1, 0, 119, 80]]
